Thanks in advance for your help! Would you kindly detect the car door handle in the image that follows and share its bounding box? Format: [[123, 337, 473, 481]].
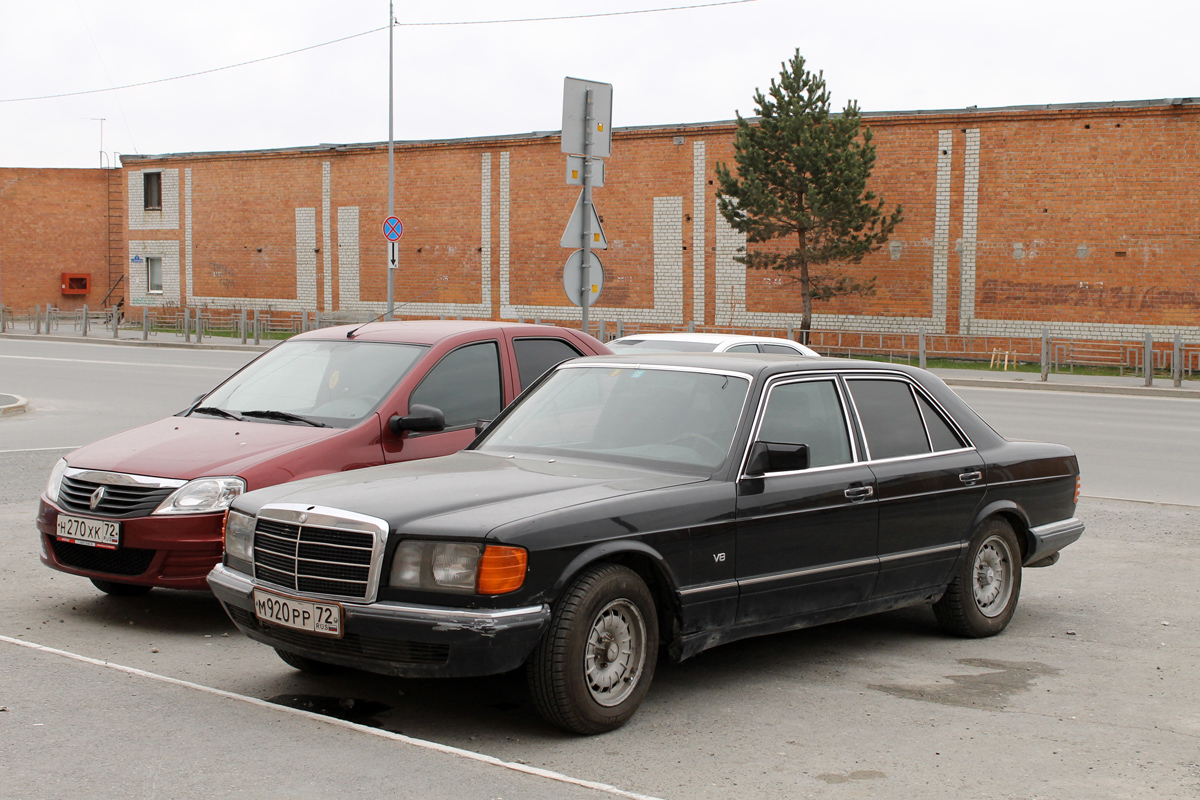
[[959, 471, 983, 485], [844, 485, 874, 501]]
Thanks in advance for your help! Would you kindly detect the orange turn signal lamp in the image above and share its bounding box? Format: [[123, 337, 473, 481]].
[[477, 545, 528, 594], [1074, 476, 1081, 504]]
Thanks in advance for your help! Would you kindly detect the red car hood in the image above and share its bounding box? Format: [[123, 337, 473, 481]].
[[65, 416, 346, 481]]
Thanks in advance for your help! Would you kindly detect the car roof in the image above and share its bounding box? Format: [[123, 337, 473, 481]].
[[566, 351, 932, 382], [611, 332, 801, 346], [291, 319, 591, 346]]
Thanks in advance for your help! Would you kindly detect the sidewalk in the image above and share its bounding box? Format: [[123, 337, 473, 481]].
[[929, 366, 1200, 399]]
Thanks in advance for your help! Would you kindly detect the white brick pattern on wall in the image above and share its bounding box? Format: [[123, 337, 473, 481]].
[[932, 130, 952, 331], [128, 240, 181, 305], [127, 169, 180, 230], [693, 141, 707, 326], [337, 206, 359, 309], [322, 162, 332, 312], [959, 129, 980, 334], [295, 208, 318, 308]]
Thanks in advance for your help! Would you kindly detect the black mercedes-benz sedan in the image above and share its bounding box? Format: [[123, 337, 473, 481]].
[[209, 354, 1083, 734]]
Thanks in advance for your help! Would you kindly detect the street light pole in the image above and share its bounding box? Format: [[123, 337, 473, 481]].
[[386, 0, 396, 320]]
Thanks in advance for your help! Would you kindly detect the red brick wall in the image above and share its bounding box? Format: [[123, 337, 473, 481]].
[[0, 168, 111, 312], [5, 101, 1198, 341]]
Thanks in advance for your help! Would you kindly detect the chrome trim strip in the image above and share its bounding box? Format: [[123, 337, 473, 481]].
[[878, 542, 966, 564], [738, 556, 878, 588], [678, 579, 739, 597], [63, 467, 186, 489], [369, 601, 549, 622], [988, 474, 1072, 488]]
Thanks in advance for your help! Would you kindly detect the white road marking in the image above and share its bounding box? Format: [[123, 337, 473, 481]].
[[0, 446, 80, 454], [0, 354, 232, 370], [0, 634, 666, 800]]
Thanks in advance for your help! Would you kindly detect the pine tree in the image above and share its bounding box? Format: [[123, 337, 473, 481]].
[[715, 50, 903, 334]]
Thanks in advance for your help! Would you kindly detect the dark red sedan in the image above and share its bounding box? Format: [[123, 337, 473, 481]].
[[37, 320, 608, 594]]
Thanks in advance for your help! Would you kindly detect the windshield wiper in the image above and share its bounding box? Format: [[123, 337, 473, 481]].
[[191, 406, 243, 421], [240, 409, 328, 427]]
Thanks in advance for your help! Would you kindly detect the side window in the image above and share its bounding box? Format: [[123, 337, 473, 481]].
[[146, 257, 163, 293], [757, 379, 852, 468], [916, 392, 966, 451], [725, 344, 760, 353], [513, 337, 584, 389], [847, 379, 931, 460], [410, 341, 502, 429], [761, 344, 800, 355]]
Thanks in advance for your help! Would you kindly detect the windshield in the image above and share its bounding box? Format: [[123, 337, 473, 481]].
[[477, 365, 750, 472], [608, 338, 718, 353], [197, 340, 427, 427]]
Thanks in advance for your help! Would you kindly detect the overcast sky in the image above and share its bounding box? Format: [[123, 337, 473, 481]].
[[2, 0, 1196, 169]]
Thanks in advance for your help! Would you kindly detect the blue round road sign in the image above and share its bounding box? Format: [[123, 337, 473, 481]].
[[383, 216, 403, 241]]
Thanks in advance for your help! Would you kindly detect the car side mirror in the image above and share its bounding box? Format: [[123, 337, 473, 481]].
[[745, 441, 809, 476], [389, 403, 446, 434], [474, 418, 493, 436]]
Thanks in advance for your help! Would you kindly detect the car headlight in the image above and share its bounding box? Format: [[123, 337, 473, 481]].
[[153, 477, 245, 515], [223, 508, 256, 564], [46, 458, 68, 503], [389, 541, 527, 595]]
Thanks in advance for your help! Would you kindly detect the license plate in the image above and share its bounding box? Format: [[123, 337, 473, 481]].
[[253, 589, 343, 637], [56, 514, 120, 549]]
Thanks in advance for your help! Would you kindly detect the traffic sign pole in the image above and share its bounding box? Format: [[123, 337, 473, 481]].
[[580, 88, 594, 332], [386, 0, 395, 320]]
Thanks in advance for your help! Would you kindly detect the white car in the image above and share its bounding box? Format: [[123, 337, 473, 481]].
[[607, 332, 819, 357]]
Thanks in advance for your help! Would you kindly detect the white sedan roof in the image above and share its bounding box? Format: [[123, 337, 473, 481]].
[[609, 332, 819, 357]]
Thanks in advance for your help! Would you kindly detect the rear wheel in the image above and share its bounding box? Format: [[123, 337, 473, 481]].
[[527, 564, 658, 734], [90, 578, 152, 597], [934, 517, 1022, 637], [274, 648, 343, 675]]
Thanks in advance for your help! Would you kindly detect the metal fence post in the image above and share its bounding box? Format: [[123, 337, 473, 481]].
[[240, 309, 248, 344], [616, 320, 624, 339], [196, 310, 204, 344], [1144, 333, 1153, 387], [111, 305, 119, 339], [142, 308, 149, 340], [184, 308, 192, 343], [919, 327, 927, 370], [1173, 333, 1182, 388], [597, 319, 607, 341], [254, 309, 261, 346], [82, 305, 89, 337], [34, 304, 41, 335], [1040, 328, 1049, 381]]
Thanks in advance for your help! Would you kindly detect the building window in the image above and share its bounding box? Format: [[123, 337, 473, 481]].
[[144, 172, 162, 211], [147, 257, 163, 294]]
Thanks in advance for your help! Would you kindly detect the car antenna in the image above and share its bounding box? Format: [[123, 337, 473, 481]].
[[345, 277, 450, 338]]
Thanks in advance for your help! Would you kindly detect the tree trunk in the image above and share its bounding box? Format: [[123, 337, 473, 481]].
[[798, 230, 812, 333]]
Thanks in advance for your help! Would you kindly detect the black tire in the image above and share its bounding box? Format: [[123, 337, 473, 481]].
[[527, 564, 659, 735], [90, 578, 153, 597], [274, 648, 343, 675], [934, 517, 1022, 637]]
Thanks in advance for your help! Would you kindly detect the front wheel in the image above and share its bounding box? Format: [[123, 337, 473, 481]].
[[527, 564, 659, 735], [934, 517, 1022, 637]]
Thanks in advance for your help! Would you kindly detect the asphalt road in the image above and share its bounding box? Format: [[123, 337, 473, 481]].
[[1, 339, 1198, 798]]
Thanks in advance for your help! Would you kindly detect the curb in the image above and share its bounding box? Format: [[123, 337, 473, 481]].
[[0, 393, 28, 417], [940, 376, 1200, 400]]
